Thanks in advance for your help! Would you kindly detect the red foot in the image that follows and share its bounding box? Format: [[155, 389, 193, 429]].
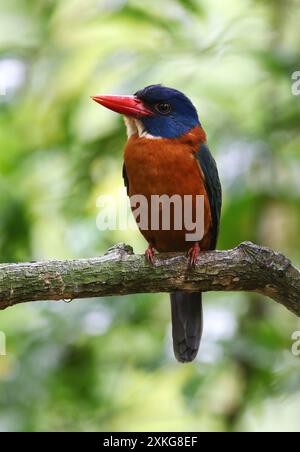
[[188, 242, 200, 267], [145, 243, 155, 264]]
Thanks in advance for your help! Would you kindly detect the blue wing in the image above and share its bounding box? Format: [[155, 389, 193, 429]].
[[195, 143, 222, 250], [122, 162, 129, 195]]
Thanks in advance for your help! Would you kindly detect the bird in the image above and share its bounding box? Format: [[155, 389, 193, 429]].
[[92, 84, 222, 362]]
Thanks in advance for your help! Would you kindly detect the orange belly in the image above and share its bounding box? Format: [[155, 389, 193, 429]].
[[124, 127, 212, 252]]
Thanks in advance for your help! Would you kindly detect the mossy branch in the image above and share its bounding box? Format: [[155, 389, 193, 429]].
[[0, 242, 299, 316]]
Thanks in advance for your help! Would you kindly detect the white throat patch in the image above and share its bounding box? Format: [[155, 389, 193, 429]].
[[124, 116, 162, 139]]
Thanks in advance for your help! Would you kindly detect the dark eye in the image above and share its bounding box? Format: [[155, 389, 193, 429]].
[[155, 102, 171, 114]]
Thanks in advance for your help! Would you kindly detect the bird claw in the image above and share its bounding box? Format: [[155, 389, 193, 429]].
[[187, 242, 200, 267], [145, 244, 155, 265]]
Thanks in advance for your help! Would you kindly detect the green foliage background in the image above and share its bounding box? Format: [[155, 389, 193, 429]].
[[0, 0, 300, 432]]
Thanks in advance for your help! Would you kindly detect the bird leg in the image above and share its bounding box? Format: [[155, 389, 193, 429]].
[[187, 241, 200, 267], [145, 242, 155, 264]]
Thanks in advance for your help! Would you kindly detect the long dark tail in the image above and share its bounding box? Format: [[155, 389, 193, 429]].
[[170, 292, 203, 363]]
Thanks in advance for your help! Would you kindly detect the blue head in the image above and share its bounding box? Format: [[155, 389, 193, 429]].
[[134, 85, 200, 138], [92, 84, 201, 139]]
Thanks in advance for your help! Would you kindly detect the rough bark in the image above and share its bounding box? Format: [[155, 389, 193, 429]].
[[0, 242, 299, 316]]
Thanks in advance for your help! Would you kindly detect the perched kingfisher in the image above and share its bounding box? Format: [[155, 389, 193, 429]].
[[92, 85, 222, 362]]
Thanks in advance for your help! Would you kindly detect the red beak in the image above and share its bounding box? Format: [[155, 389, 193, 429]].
[[91, 95, 153, 117]]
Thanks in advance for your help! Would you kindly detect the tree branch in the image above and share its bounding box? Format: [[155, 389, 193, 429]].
[[0, 241, 299, 315]]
